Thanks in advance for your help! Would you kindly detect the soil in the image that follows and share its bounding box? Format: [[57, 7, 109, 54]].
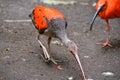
[[0, 0, 120, 80]]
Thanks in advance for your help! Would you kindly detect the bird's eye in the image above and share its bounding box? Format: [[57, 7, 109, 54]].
[[101, 4, 106, 11], [70, 50, 73, 53]]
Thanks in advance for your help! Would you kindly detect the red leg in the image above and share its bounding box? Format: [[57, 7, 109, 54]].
[[37, 33, 51, 60], [37, 33, 61, 64], [97, 19, 112, 47]]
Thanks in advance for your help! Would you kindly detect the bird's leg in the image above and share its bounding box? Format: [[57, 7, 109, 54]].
[[37, 34, 59, 65], [47, 37, 61, 64], [47, 37, 57, 64], [104, 19, 112, 47], [97, 19, 112, 47], [37, 33, 51, 62], [48, 37, 51, 55]]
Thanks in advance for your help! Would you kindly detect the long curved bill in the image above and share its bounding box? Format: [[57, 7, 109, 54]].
[[73, 53, 86, 80], [90, 6, 103, 31]]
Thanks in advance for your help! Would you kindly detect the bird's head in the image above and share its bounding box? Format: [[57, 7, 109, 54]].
[[57, 32, 78, 56], [90, 0, 107, 30], [66, 40, 78, 55], [58, 32, 86, 79], [66, 40, 86, 79], [57, 32, 80, 64], [65, 40, 82, 68]]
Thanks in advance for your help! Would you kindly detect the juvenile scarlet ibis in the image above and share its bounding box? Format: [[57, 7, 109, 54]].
[[90, 0, 120, 47], [29, 6, 86, 80]]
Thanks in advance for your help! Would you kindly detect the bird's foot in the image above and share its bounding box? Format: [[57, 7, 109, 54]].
[[96, 41, 112, 47], [40, 53, 61, 65]]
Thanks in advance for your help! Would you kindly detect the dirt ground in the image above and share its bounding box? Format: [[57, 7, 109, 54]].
[[0, 0, 120, 80]]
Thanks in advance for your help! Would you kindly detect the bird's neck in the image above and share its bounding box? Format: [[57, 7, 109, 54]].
[[57, 32, 71, 48]]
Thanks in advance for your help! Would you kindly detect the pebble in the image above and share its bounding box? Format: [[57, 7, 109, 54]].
[[84, 55, 90, 58], [5, 48, 10, 51], [68, 76, 73, 80], [92, 3, 96, 7], [102, 71, 114, 76], [21, 58, 26, 61], [57, 65, 63, 70]]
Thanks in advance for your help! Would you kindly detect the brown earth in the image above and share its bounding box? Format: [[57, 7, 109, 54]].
[[0, 0, 120, 80]]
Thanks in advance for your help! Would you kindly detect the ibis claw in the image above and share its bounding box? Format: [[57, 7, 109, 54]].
[[40, 53, 61, 65], [96, 40, 112, 47]]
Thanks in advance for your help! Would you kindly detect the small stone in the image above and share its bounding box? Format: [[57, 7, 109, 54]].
[[102, 71, 114, 76], [57, 65, 63, 70], [92, 3, 96, 7], [5, 48, 10, 51], [68, 76, 73, 80], [84, 55, 90, 58], [21, 58, 26, 61]]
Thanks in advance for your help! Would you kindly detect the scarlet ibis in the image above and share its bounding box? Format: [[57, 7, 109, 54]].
[[90, 0, 120, 47], [29, 6, 86, 80]]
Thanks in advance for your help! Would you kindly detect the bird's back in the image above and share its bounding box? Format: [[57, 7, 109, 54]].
[[32, 6, 65, 31]]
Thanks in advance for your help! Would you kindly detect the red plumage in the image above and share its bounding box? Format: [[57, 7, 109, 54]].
[[32, 6, 65, 31], [90, 0, 120, 47], [96, 0, 120, 19]]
